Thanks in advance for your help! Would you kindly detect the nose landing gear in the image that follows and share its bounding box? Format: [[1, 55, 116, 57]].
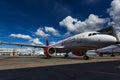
[[82, 50, 89, 60]]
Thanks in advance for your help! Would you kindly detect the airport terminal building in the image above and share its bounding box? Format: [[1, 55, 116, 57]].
[[0, 48, 44, 56]]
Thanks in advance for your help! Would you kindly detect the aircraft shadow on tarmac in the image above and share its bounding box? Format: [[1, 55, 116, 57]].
[[0, 60, 120, 80]]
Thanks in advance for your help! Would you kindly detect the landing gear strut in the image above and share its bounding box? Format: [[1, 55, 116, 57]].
[[99, 53, 103, 57], [82, 51, 89, 60]]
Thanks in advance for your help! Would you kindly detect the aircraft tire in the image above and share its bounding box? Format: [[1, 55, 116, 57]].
[[83, 56, 89, 60], [64, 54, 69, 58], [110, 54, 115, 57]]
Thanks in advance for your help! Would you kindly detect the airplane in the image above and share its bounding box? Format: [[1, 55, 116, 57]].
[[95, 44, 120, 57], [0, 27, 118, 60]]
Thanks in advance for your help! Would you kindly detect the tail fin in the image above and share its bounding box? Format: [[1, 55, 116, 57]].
[[112, 26, 120, 42], [46, 39, 49, 46]]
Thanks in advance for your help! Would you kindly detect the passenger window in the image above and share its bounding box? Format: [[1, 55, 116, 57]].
[[93, 33, 96, 35], [88, 33, 97, 36]]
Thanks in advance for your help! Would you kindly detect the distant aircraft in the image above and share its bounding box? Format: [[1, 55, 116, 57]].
[[0, 26, 119, 60], [95, 45, 120, 57]]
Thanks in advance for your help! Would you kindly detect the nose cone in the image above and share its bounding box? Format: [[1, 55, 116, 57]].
[[101, 35, 117, 44]]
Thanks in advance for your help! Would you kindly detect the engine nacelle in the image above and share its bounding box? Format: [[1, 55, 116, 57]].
[[48, 47, 56, 56], [72, 51, 83, 56], [44, 47, 56, 57]]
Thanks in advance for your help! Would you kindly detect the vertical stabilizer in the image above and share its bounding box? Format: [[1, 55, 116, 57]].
[[112, 26, 120, 42], [46, 39, 49, 46], [44, 39, 51, 57]]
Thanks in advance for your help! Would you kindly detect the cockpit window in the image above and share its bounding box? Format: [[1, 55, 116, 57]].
[[88, 33, 99, 36], [88, 33, 92, 36], [93, 33, 97, 35]]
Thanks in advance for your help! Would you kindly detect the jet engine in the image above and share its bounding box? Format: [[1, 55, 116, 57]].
[[48, 47, 56, 56], [44, 47, 56, 57]]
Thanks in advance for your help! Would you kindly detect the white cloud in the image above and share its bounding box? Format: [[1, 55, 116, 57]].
[[45, 26, 60, 36], [10, 33, 43, 45], [31, 38, 43, 45], [64, 32, 71, 37], [107, 0, 120, 31], [35, 28, 49, 37], [83, 14, 106, 31], [35, 27, 60, 37], [59, 16, 77, 32], [45, 26, 56, 33], [59, 14, 106, 35], [50, 41, 56, 45], [10, 34, 32, 40]]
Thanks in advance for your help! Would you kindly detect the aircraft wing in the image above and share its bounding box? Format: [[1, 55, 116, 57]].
[[0, 42, 65, 49], [0, 42, 47, 48]]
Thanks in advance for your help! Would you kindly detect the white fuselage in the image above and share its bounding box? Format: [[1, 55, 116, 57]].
[[50, 31, 117, 52]]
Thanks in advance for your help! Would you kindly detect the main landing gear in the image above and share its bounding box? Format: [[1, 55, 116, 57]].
[[110, 54, 115, 57], [64, 52, 89, 60], [64, 53, 69, 58], [82, 51, 89, 60], [83, 55, 89, 60]]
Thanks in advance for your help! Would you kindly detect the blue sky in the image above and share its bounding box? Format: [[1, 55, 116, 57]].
[[0, 0, 120, 47]]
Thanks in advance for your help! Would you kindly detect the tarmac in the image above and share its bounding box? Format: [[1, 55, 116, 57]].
[[0, 56, 120, 80]]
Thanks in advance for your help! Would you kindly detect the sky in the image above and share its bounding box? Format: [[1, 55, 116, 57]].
[[0, 0, 120, 47]]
